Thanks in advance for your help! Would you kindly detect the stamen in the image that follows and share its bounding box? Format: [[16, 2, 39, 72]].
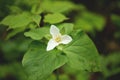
[[55, 36, 61, 42]]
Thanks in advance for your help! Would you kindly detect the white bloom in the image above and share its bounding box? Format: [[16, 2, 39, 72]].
[[46, 25, 72, 51]]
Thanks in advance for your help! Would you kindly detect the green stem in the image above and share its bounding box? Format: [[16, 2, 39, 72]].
[[56, 69, 59, 80]]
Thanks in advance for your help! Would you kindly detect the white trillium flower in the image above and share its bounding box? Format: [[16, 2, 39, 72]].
[[46, 25, 72, 51]]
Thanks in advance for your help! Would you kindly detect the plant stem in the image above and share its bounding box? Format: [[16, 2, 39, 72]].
[[56, 69, 59, 80]]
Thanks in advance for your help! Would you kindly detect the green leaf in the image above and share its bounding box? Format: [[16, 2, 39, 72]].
[[75, 19, 93, 32], [31, 14, 41, 26], [22, 41, 68, 80], [44, 13, 68, 24], [24, 27, 49, 40], [6, 23, 38, 39], [31, 4, 43, 14], [21, 0, 40, 6], [0, 12, 32, 29], [0, 12, 41, 29], [28, 23, 37, 29], [63, 30, 101, 71], [75, 11, 105, 32], [9, 6, 22, 14], [38, 1, 76, 13], [58, 23, 74, 34], [6, 27, 25, 40], [82, 12, 105, 31]]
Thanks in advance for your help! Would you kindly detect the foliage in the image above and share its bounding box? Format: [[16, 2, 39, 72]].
[[102, 52, 120, 77], [44, 13, 68, 24], [75, 11, 105, 32], [0, 63, 26, 80], [0, 0, 120, 80], [24, 27, 49, 40]]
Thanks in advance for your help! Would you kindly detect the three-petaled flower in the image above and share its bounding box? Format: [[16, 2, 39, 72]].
[[46, 25, 72, 51]]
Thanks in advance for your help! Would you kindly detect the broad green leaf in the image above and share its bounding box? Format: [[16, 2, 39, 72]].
[[31, 4, 43, 14], [0, 12, 41, 29], [6, 27, 25, 40], [38, 1, 76, 13], [82, 12, 105, 31], [9, 6, 22, 14], [0, 12, 32, 29], [6, 23, 38, 39], [75, 19, 93, 32], [1, 13, 41, 39], [21, 0, 40, 6], [44, 13, 68, 24], [58, 23, 74, 34], [75, 11, 105, 32], [24, 27, 49, 40], [31, 14, 41, 26], [63, 30, 101, 71], [28, 23, 37, 29], [22, 41, 68, 80]]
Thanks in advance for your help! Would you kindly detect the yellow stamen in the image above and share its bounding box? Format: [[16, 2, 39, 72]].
[[55, 36, 61, 42]]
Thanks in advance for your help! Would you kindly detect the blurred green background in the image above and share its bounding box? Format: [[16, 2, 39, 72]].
[[0, 0, 120, 80]]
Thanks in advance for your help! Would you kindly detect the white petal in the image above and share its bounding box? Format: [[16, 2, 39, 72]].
[[46, 39, 59, 51], [61, 35, 72, 44], [50, 25, 61, 38]]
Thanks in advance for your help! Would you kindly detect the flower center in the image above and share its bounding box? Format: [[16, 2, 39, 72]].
[[55, 36, 61, 42]]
